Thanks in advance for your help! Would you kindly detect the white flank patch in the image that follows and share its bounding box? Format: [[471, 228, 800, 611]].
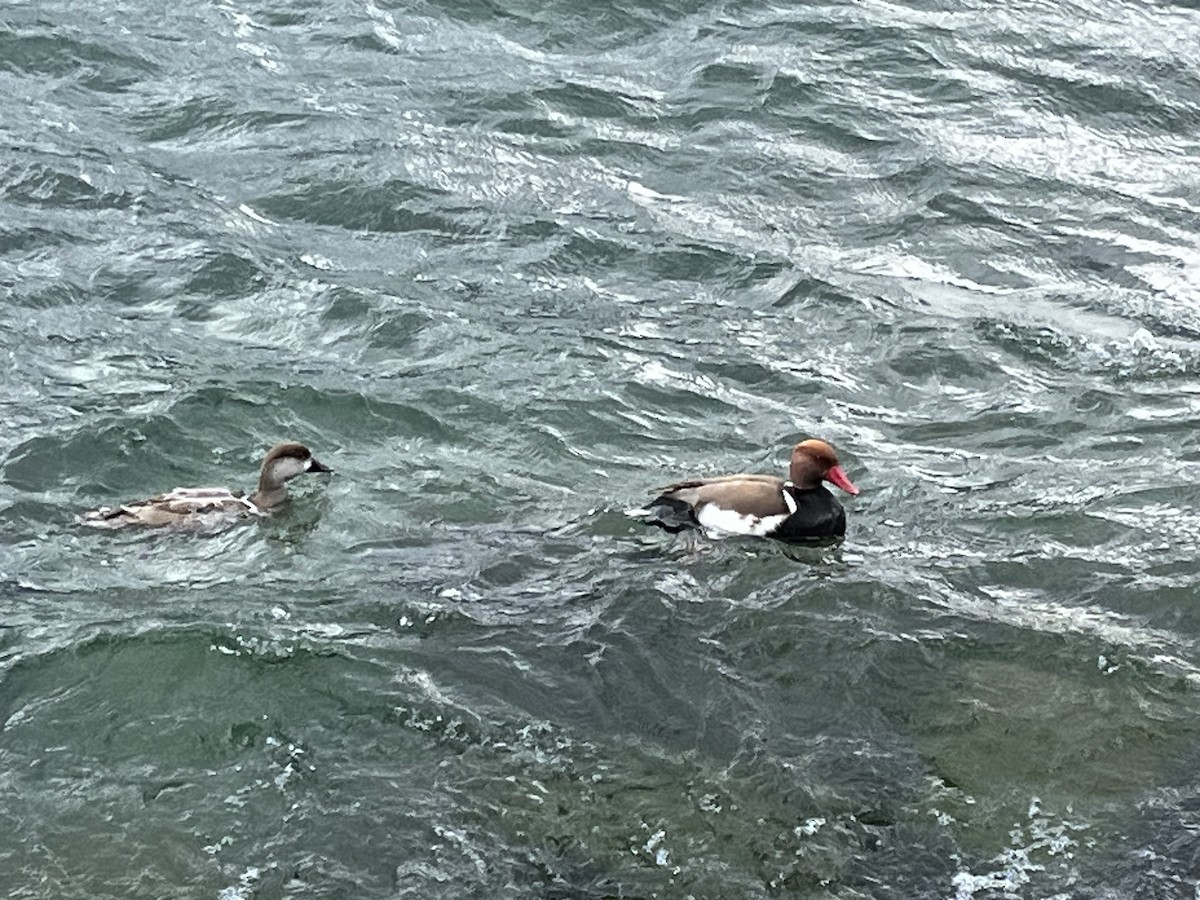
[[696, 503, 789, 537]]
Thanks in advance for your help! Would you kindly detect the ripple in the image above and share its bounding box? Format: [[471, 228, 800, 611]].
[[4, 0, 1200, 893]]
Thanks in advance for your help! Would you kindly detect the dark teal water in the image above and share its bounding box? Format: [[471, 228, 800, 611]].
[[4, 1, 1200, 896]]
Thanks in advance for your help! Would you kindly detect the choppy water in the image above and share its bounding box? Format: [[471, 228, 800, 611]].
[[4, 0, 1200, 896]]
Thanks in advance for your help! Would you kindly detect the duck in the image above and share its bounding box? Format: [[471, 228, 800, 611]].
[[79, 441, 333, 530], [642, 439, 859, 541]]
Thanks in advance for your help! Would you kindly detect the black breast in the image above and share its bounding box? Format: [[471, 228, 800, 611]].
[[771, 485, 847, 541]]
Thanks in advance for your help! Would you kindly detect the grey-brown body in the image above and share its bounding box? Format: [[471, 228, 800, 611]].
[[80, 442, 332, 531]]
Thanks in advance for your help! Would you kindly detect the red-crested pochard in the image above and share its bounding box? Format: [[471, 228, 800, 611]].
[[80, 442, 333, 531], [643, 439, 859, 541]]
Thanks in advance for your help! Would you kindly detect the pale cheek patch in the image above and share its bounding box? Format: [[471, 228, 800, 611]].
[[696, 504, 789, 537], [268, 457, 308, 482]]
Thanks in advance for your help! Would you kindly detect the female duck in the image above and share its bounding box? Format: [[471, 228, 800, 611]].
[[80, 441, 332, 530], [643, 439, 859, 541]]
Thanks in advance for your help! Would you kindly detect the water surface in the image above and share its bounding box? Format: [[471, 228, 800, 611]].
[[3, 0, 1200, 896]]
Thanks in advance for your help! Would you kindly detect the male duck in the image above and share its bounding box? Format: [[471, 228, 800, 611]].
[[80, 441, 333, 530], [643, 439, 859, 541]]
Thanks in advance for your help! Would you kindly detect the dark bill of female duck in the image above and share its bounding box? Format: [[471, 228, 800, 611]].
[[640, 439, 859, 542], [78, 441, 333, 531]]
